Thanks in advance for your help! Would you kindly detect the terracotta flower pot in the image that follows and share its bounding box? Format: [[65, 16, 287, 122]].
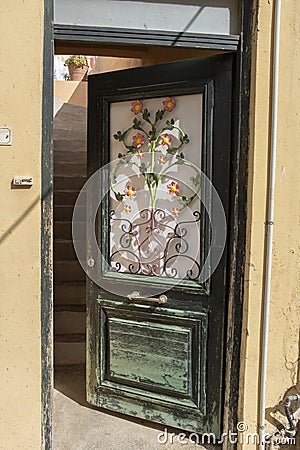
[[68, 63, 89, 81]]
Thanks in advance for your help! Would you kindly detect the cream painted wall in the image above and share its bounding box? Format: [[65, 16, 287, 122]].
[[0, 1, 44, 449], [242, 0, 300, 447], [54, 80, 88, 110]]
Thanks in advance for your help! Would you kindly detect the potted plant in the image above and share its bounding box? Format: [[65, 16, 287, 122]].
[[64, 55, 89, 81]]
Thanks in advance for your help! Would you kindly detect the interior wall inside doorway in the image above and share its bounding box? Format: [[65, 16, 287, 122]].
[[54, 54, 144, 366]]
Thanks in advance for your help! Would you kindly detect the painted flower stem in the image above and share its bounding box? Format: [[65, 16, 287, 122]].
[[112, 97, 199, 213]]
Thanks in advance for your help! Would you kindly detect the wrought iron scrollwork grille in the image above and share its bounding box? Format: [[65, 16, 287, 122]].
[[109, 208, 201, 280]]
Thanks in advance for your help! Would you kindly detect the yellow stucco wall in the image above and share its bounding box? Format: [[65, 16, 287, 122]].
[[242, 0, 300, 447], [0, 1, 44, 449]]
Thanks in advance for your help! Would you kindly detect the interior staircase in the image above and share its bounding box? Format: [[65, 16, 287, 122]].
[[53, 103, 87, 366]]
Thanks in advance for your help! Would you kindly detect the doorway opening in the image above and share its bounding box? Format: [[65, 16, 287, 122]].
[[53, 43, 227, 449]]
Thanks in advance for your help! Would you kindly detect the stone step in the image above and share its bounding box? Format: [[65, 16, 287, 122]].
[[54, 221, 86, 240], [54, 133, 86, 147], [54, 150, 87, 163], [54, 282, 86, 305], [54, 260, 86, 282], [55, 334, 85, 343], [55, 304, 85, 312], [54, 239, 78, 261], [54, 205, 74, 222], [54, 205, 86, 221], [54, 161, 87, 176], [54, 190, 80, 206], [55, 310, 86, 335], [55, 341, 86, 365], [54, 175, 86, 191], [54, 222, 71, 240]]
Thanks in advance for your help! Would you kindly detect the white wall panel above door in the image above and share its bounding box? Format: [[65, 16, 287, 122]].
[[54, 0, 240, 36]]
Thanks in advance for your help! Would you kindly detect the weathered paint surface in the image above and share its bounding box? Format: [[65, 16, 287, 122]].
[[0, 0, 44, 448], [93, 300, 208, 425], [241, 0, 300, 446]]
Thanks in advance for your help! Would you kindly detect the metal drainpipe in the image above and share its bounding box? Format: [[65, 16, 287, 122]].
[[258, 0, 282, 449]]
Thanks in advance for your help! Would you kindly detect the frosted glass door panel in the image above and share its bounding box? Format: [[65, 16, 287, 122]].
[[109, 94, 203, 282]]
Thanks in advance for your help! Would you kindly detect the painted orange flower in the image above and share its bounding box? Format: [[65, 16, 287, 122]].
[[124, 204, 131, 214], [132, 132, 144, 148], [124, 185, 136, 199], [167, 181, 179, 195], [158, 155, 166, 165], [172, 207, 180, 217], [163, 97, 176, 112], [131, 100, 143, 115], [136, 149, 143, 159], [159, 133, 172, 149]]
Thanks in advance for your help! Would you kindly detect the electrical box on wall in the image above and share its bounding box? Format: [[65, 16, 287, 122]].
[[0, 128, 12, 145], [13, 176, 33, 186]]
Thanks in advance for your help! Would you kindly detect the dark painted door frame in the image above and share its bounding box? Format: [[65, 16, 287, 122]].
[[41, 1, 255, 448]]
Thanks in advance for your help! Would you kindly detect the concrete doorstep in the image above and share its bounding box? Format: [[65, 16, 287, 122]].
[[53, 366, 219, 450]]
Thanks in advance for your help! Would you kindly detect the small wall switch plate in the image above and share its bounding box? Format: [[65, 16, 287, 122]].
[[0, 128, 12, 145], [13, 176, 33, 186]]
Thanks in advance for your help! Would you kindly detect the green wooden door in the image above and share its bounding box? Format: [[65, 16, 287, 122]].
[[86, 55, 232, 436]]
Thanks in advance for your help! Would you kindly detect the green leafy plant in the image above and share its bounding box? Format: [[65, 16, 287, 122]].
[[64, 55, 88, 67]]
